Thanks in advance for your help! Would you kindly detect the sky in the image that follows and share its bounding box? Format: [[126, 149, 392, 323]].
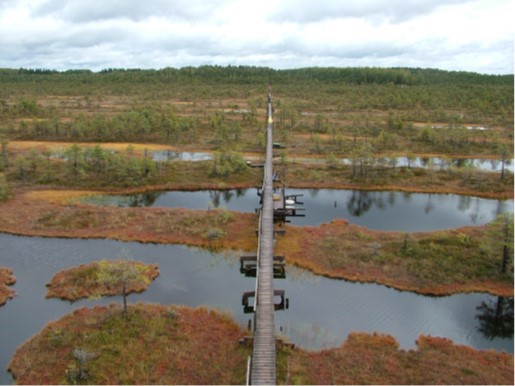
[[0, 0, 513, 74]]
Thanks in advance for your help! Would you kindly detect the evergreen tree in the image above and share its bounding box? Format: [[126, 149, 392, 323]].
[[0, 173, 11, 201]]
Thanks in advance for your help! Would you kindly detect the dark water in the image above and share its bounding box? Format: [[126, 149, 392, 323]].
[[0, 234, 512, 384], [80, 188, 514, 231]]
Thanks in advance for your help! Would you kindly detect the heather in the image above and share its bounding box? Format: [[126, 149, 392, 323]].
[[8, 304, 513, 385], [46, 260, 160, 302]]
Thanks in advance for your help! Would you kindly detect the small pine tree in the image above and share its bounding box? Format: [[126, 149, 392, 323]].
[[482, 213, 514, 274], [0, 173, 11, 201], [95, 260, 152, 316], [0, 135, 8, 169]]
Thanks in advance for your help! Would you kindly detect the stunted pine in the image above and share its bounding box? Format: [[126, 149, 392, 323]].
[[96, 260, 154, 316]]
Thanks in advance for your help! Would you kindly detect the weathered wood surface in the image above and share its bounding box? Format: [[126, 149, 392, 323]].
[[250, 91, 277, 385]]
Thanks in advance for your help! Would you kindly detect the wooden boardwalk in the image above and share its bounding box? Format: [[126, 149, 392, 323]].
[[249, 90, 277, 385]]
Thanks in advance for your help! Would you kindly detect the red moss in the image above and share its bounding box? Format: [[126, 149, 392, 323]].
[[0, 188, 511, 296], [8, 303, 513, 385], [8, 304, 249, 385], [277, 220, 513, 297], [289, 332, 513, 385], [0, 189, 258, 253]]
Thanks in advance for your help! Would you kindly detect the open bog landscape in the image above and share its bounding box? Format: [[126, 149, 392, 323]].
[[0, 65, 513, 384]]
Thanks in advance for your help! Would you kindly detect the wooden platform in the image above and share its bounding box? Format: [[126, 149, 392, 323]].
[[240, 256, 286, 279]]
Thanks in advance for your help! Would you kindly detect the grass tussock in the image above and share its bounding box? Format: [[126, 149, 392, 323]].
[[284, 163, 513, 200], [8, 304, 250, 385], [0, 189, 258, 253], [25, 189, 102, 205], [286, 332, 513, 385], [277, 219, 513, 296], [8, 304, 513, 385], [0, 266, 16, 306], [0, 188, 511, 296], [46, 260, 159, 302]]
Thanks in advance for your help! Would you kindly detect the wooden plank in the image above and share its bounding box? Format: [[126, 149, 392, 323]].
[[250, 90, 277, 385]]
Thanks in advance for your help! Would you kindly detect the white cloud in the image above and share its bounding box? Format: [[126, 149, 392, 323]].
[[0, 0, 512, 74], [267, 0, 471, 23]]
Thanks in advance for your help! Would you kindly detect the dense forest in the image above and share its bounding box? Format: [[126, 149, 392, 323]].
[[0, 66, 512, 85]]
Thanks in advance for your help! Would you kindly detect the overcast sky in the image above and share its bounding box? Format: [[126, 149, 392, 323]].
[[0, 0, 512, 74]]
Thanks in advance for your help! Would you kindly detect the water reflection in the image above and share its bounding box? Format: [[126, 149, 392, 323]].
[[339, 156, 514, 173], [208, 189, 247, 209], [346, 190, 373, 216], [0, 234, 513, 385], [79, 189, 514, 231], [84, 191, 165, 207], [126, 192, 162, 207], [152, 150, 212, 162], [476, 297, 514, 340]]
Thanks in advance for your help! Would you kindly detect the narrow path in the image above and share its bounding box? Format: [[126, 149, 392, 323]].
[[250, 90, 277, 385]]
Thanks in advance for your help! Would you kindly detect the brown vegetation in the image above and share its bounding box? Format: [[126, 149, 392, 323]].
[[0, 188, 258, 253], [277, 219, 513, 296], [8, 304, 513, 385], [4, 139, 513, 199], [288, 332, 513, 385], [283, 162, 513, 200], [46, 260, 160, 302], [3, 68, 513, 385], [0, 188, 511, 296], [0, 267, 16, 306], [8, 304, 249, 385]]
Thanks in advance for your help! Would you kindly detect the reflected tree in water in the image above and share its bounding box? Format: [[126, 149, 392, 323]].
[[209, 190, 222, 208], [387, 191, 396, 207], [455, 195, 479, 224], [374, 192, 387, 210], [489, 159, 499, 171], [222, 190, 234, 204], [476, 297, 514, 340], [167, 151, 180, 161], [424, 194, 434, 214], [127, 192, 161, 207], [402, 191, 412, 202], [235, 188, 246, 197], [347, 191, 373, 216], [457, 194, 473, 213], [454, 158, 471, 169], [499, 145, 510, 181], [419, 157, 430, 167]]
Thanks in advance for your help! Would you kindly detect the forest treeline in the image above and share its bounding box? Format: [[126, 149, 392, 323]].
[[0, 66, 512, 123], [0, 65, 512, 160], [0, 66, 512, 86]]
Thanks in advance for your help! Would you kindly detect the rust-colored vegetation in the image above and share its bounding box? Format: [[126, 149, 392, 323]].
[[288, 332, 513, 385], [0, 266, 16, 306], [284, 162, 513, 200], [46, 260, 159, 302], [8, 304, 250, 385], [8, 304, 513, 385], [277, 219, 513, 296], [0, 188, 511, 296], [0, 188, 258, 253]]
